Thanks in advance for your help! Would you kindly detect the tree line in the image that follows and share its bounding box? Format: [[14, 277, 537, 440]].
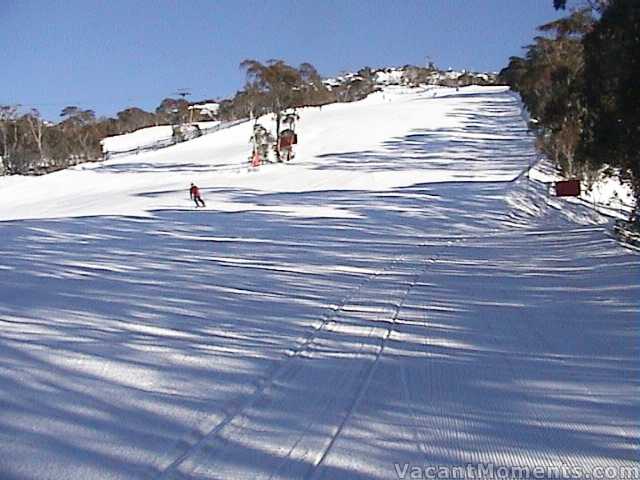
[[1, 58, 496, 176], [499, 0, 639, 206], [0, 96, 212, 175], [0, 59, 370, 175]]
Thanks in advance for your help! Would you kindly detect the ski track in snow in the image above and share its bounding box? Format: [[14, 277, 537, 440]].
[[0, 86, 638, 480], [154, 253, 411, 479]]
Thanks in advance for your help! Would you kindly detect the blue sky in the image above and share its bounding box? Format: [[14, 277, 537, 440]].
[[0, 0, 562, 120]]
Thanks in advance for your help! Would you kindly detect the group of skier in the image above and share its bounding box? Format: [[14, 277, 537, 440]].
[[250, 112, 299, 167], [188, 111, 300, 208]]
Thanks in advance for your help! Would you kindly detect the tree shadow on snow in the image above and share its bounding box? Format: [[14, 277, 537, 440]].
[[0, 166, 638, 478]]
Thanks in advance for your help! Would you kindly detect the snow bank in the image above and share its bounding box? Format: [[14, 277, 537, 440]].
[[525, 160, 635, 222], [101, 125, 174, 153], [101, 122, 220, 154]]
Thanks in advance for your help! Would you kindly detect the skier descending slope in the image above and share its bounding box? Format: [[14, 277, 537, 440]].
[[189, 182, 206, 208]]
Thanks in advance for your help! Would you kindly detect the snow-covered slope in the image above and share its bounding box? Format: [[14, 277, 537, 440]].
[[101, 125, 176, 153], [0, 86, 637, 480], [0, 86, 531, 222], [101, 121, 220, 154]]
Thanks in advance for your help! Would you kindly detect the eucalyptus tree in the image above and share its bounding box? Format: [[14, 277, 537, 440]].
[[240, 59, 302, 159]]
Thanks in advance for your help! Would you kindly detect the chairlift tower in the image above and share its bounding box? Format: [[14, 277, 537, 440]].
[[173, 89, 192, 124], [174, 88, 191, 99]]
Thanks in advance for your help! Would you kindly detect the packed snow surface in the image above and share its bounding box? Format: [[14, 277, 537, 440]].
[[0, 86, 638, 480]]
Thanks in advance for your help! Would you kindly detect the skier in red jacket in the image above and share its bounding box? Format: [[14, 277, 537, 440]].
[[189, 183, 206, 208]]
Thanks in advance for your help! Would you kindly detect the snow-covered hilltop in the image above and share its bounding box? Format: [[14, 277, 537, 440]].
[[323, 65, 497, 89], [0, 86, 637, 480]]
